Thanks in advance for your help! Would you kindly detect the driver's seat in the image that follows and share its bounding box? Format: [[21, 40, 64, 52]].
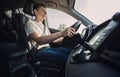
[[13, 11, 64, 77]]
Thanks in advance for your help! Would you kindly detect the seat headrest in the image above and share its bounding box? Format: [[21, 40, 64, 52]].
[[23, 0, 46, 16], [112, 12, 120, 22], [23, 0, 35, 16]]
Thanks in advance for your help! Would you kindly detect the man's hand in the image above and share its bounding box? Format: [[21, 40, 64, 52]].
[[61, 27, 75, 37]]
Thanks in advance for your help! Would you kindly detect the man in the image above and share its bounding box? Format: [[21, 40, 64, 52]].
[[25, 3, 75, 65]]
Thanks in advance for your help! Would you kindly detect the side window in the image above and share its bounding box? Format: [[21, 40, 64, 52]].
[[47, 8, 77, 31]]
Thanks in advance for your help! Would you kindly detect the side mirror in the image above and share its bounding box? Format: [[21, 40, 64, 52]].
[[58, 23, 66, 31]]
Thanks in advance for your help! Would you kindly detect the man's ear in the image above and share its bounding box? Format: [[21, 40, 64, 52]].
[[33, 9, 37, 15]]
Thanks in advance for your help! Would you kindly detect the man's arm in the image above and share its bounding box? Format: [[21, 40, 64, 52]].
[[52, 37, 64, 44], [29, 31, 62, 45], [29, 27, 75, 45]]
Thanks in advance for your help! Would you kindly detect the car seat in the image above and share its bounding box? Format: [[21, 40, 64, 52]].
[[12, 10, 64, 77], [0, 10, 18, 43], [0, 10, 36, 77]]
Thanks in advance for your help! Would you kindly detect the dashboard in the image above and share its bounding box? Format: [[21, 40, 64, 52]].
[[66, 13, 120, 77]]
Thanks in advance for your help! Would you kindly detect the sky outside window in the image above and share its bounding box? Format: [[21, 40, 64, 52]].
[[75, 0, 120, 25]]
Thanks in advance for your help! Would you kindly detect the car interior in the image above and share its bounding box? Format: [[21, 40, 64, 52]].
[[0, 0, 120, 77]]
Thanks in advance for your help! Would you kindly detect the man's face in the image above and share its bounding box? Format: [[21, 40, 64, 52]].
[[34, 6, 47, 19]]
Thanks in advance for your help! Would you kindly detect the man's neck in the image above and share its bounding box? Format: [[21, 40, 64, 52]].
[[35, 17, 43, 23]]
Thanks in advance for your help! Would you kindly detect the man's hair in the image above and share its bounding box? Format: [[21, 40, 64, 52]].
[[33, 3, 46, 10]]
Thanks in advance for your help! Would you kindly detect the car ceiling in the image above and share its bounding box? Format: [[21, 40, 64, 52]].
[[0, 0, 75, 10], [0, 0, 27, 10]]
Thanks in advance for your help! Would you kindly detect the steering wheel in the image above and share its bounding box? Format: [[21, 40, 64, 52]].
[[71, 21, 81, 31], [72, 21, 89, 40]]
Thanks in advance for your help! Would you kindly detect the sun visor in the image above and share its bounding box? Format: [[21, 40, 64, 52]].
[[59, 0, 69, 7], [58, 0, 75, 7]]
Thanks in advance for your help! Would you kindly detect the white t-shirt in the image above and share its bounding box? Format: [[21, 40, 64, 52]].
[[25, 19, 50, 49]]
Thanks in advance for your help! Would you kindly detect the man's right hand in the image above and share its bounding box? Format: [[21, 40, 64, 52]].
[[61, 27, 75, 37]]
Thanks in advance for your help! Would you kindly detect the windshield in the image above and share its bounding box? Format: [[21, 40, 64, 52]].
[[75, 0, 120, 25]]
